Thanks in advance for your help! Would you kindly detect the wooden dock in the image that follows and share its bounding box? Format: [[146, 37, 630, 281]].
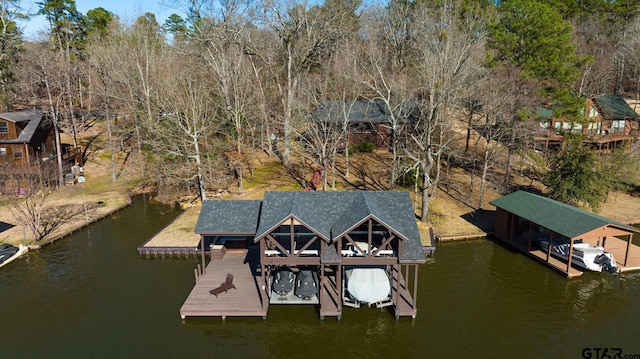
[[603, 236, 640, 273], [494, 235, 640, 278], [180, 249, 269, 320], [178, 247, 421, 320], [437, 232, 491, 242]]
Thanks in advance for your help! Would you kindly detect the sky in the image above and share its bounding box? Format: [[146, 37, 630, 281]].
[[18, 0, 182, 39]]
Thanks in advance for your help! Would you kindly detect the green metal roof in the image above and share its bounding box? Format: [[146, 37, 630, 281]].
[[534, 106, 553, 119], [594, 95, 640, 120], [490, 191, 637, 239]]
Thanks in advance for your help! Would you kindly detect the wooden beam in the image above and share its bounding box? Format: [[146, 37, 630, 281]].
[[368, 219, 373, 255], [567, 238, 574, 273], [290, 219, 295, 254], [413, 265, 419, 311], [624, 234, 631, 267], [200, 235, 206, 273], [296, 235, 318, 255], [266, 234, 291, 257], [546, 232, 552, 263]]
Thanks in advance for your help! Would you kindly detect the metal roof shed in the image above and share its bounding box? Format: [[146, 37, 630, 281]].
[[490, 191, 639, 276]]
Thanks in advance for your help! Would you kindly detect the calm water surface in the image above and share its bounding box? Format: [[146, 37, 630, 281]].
[[1, 196, 639, 358]]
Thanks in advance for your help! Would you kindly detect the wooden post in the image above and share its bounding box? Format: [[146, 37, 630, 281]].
[[320, 264, 325, 309], [527, 222, 533, 251], [624, 234, 632, 267], [413, 264, 419, 310], [546, 232, 552, 263], [337, 264, 342, 314], [290, 218, 295, 255], [368, 219, 373, 256], [200, 236, 206, 274], [567, 239, 574, 273]]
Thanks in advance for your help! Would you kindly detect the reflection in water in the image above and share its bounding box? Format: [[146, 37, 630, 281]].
[[0, 204, 639, 358]]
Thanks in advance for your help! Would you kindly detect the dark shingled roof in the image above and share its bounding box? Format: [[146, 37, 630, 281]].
[[593, 95, 640, 120], [254, 191, 426, 263], [195, 200, 262, 234], [0, 109, 47, 145], [490, 191, 638, 239], [315, 100, 417, 124]]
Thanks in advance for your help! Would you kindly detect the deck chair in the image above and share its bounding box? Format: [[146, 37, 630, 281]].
[[209, 273, 236, 297], [224, 273, 236, 291]]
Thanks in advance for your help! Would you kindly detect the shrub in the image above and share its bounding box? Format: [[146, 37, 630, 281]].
[[349, 142, 375, 153]]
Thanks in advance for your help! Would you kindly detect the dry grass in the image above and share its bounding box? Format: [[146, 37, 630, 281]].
[[142, 203, 201, 247], [4, 121, 639, 249]]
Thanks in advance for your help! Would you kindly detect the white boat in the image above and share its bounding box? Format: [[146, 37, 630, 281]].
[[0, 244, 28, 268], [344, 267, 392, 308], [539, 239, 617, 273]]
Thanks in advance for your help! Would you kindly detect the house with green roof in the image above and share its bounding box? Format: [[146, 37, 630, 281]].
[[490, 191, 640, 277], [534, 95, 640, 149]]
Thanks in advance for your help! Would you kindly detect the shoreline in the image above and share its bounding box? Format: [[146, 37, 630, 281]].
[[0, 190, 132, 249]]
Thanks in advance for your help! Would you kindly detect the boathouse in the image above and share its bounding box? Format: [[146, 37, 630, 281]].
[[490, 191, 640, 277], [180, 190, 430, 320]]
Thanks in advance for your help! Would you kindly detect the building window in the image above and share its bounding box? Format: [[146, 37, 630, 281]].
[[587, 122, 601, 135], [0, 122, 8, 133], [14, 147, 22, 158], [0, 147, 6, 156], [612, 120, 625, 133]]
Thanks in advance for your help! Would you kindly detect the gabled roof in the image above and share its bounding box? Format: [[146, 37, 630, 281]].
[[593, 96, 640, 120], [0, 110, 43, 124], [0, 109, 48, 145], [315, 100, 417, 124], [195, 200, 262, 234], [490, 191, 638, 239], [253, 191, 426, 262]]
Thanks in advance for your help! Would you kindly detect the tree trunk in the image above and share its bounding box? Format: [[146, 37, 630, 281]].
[[283, 43, 295, 165], [420, 168, 430, 223], [106, 112, 117, 182], [193, 138, 207, 202]]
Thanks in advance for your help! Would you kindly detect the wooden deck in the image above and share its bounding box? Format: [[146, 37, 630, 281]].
[[180, 248, 269, 320], [494, 235, 640, 277], [496, 237, 584, 277], [179, 249, 420, 320], [319, 272, 341, 319], [603, 236, 640, 272]]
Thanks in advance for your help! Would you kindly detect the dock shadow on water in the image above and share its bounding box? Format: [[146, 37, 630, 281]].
[[0, 197, 639, 358]]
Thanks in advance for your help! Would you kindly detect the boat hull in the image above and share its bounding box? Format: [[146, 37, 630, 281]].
[[538, 240, 617, 273]]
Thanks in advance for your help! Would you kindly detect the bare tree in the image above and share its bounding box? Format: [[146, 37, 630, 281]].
[[403, 2, 486, 221], [258, 0, 358, 165], [6, 161, 94, 244], [355, 36, 415, 189], [148, 54, 218, 202], [197, 22, 257, 190], [16, 42, 66, 187]]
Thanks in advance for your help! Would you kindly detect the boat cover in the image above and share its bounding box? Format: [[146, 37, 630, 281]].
[[346, 268, 391, 304]]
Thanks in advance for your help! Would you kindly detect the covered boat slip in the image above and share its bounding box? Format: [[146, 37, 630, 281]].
[[184, 190, 430, 320], [490, 191, 640, 277], [179, 247, 420, 320]]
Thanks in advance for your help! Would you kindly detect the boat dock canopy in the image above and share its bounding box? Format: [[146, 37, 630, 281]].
[[490, 190, 640, 277], [490, 190, 638, 239]]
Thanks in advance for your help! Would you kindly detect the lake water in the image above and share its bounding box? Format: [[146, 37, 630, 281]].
[[1, 196, 639, 358]]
